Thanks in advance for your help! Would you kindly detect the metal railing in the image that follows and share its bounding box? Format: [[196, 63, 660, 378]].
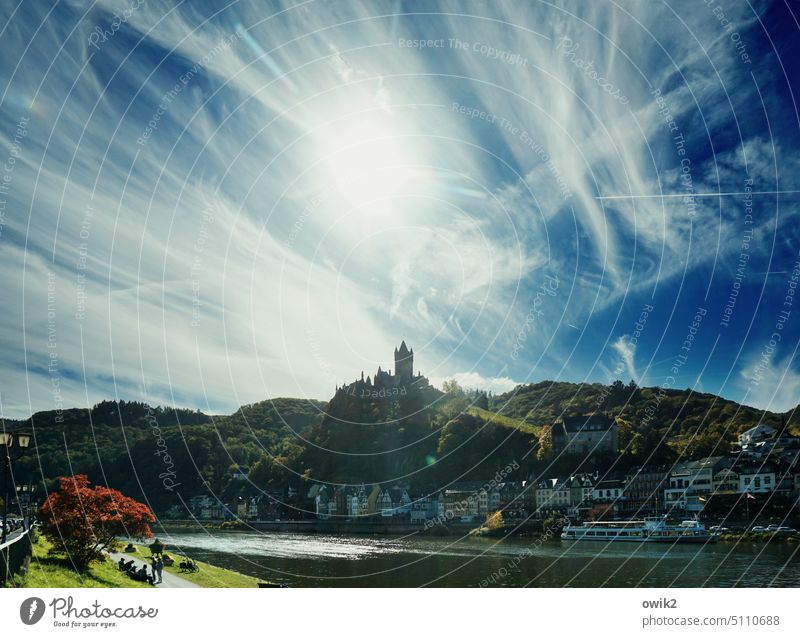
[[0, 527, 32, 586]]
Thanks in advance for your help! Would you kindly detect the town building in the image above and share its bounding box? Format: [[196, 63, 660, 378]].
[[377, 489, 394, 517], [738, 424, 776, 450], [592, 479, 625, 504], [535, 478, 571, 514], [188, 494, 223, 519], [737, 421, 800, 463], [712, 467, 739, 495], [443, 484, 481, 519], [231, 466, 249, 481], [738, 464, 777, 494], [551, 413, 618, 455], [496, 482, 528, 519], [568, 474, 594, 507], [410, 495, 439, 523], [623, 466, 668, 514], [664, 456, 729, 512], [309, 484, 337, 519]]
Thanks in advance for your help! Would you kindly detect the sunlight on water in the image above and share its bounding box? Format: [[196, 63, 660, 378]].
[[152, 529, 800, 587]]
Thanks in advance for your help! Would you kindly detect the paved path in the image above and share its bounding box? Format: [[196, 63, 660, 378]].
[[109, 552, 200, 588]]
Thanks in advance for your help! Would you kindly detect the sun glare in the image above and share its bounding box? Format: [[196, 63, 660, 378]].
[[323, 115, 417, 212]]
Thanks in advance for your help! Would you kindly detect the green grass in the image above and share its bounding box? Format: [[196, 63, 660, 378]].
[[468, 407, 541, 435], [23, 537, 259, 588], [135, 544, 259, 588], [23, 537, 150, 588]]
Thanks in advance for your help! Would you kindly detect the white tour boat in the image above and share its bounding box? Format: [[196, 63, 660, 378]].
[[561, 516, 718, 543]]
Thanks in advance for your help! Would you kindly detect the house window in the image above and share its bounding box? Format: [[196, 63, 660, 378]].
[[754, 477, 761, 488], [744, 477, 751, 485]]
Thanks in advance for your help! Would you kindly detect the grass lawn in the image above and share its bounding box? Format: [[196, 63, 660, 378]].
[[23, 537, 150, 588], [135, 544, 259, 588]]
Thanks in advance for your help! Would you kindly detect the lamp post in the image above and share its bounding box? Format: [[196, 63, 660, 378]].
[[16, 483, 34, 531], [1, 431, 31, 544]]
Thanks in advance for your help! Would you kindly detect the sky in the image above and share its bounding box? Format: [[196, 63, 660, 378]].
[[1, 0, 799, 419]]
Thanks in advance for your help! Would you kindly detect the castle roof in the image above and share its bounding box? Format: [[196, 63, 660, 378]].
[[396, 340, 411, 354]]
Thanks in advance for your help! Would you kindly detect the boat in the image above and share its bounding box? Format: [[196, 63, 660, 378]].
[[561, 515, 718, 543]]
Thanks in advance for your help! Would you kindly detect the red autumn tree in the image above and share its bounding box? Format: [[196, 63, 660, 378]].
[[587, 503, 614, 521], [38, 475, 155, 569]]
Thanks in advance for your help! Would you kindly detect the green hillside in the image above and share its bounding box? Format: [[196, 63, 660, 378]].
[[9, 398, 325, 511], [4, 379, 797, 513], [491, 380, 799, 463], [468, 407, 540, 436]]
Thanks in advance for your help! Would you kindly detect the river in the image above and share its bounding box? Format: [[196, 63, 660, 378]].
[[153, 528, 800, 587]]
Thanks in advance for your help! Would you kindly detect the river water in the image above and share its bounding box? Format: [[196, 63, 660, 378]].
[[154, 528, 800, 587]]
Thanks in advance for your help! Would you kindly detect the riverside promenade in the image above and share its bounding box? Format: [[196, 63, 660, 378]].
[[108, 551, 200, 588]]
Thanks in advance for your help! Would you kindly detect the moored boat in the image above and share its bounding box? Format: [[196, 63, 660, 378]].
[[561, 516, 718, 543]]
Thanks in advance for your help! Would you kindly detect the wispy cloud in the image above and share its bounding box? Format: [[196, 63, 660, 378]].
[[0, 0, 798, 417], [612, 336, 637, 383], [430, 371, 519, 396]]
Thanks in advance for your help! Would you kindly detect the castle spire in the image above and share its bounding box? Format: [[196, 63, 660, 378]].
[[394, 340, 413, 380]]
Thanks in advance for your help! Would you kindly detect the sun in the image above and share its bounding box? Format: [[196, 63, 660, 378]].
[[322, 114, 417, 211]]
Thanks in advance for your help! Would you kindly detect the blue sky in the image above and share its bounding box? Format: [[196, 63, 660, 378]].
[[1, 0, 800, 419]]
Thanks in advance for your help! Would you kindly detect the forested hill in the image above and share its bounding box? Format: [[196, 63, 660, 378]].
[[490, 380, 799, 458], [8, 398, 325, 511], [4, 381, 797, 513]]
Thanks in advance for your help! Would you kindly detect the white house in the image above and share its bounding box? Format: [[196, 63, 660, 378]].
[[535, 479, 571, 512], [738, 465, 776, 493], [394, 487, 412, 515], [378, 489, 394, 517], [664, 456, 728, 512], [712, 468, 739, 494], [347, 493, 360, 517], [231, 466, 249, 481], [738, 425, 776, 449], [591, 479, 624, 503], [311, 484, 337, 520]]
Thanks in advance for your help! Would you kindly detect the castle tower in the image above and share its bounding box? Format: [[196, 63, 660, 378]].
[[394, 341, 413, 381]]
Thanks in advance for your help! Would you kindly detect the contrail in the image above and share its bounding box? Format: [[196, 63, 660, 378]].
[[595, 190, 800, 200]]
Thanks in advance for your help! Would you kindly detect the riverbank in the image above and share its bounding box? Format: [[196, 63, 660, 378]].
[[161, 518, 545, 536], [718, 531, 800, 542], [20, 536, 258, 588], [23, 537, 151, 588], [133, 542, 260, 588]]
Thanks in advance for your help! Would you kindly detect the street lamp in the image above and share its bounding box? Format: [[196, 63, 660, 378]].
[[16, 483, 35, 531], [1, 431, 32, 544]]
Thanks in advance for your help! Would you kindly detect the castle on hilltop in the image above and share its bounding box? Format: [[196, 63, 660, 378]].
[[335, 341, 434, 399]]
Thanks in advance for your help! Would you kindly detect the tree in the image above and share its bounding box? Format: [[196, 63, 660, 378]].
[[542, 511, 566, 536], [442, 379, 464, 395], [473, 390, 489, 410], [536, 425, 554, 461], [587, 503, 614, 521], [484, 510, 505, 531], [38, 475, 155, 570]]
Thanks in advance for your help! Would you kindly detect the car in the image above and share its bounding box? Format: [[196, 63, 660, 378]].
[[751, 526, 767, 533], [776, 527, 797, 534], [766, 524, 780, 531], [710, 526, 730, 533]]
